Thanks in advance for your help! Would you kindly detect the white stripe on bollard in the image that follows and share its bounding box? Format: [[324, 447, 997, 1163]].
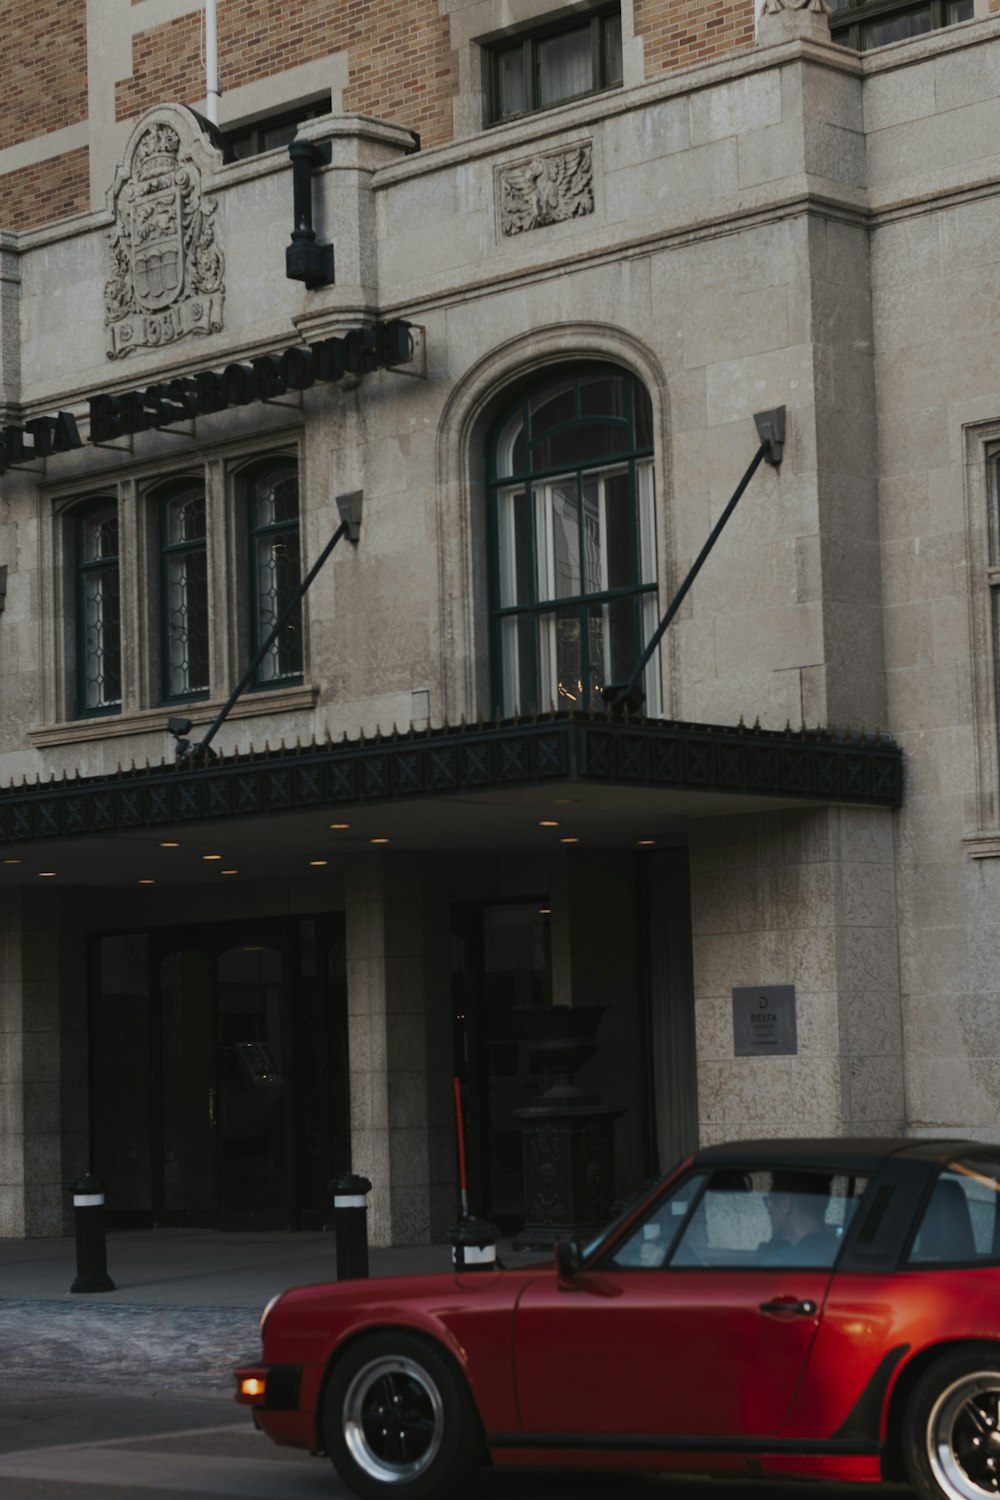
[[73, 1194, 105, 1207], [334, 1195, 368, 1209], [461, 1244, 496, 1264]]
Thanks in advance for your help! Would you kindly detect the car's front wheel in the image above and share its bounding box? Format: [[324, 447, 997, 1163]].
[[321, 1330, 484, 1500], [904, 1346, 1000, 1500]]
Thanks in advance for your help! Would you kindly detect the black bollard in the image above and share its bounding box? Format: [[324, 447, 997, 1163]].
[[70, 1173, 115, 1293], [448, 1216, 501, 1272], [329, 1173, 372, 1281]]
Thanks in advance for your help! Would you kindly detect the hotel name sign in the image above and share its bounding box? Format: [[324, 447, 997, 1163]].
[[0, 320, 412, 476]]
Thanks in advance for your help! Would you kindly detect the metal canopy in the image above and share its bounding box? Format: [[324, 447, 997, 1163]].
[[0, 714, 902, 887]]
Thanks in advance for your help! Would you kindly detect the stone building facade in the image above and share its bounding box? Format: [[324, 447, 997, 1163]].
[[0, 0, 998, 1243]]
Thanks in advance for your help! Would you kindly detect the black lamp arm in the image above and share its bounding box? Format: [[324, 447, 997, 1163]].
[[607, 408, 785, 710]]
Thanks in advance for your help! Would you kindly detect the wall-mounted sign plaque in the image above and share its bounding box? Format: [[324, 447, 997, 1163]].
[[732, 985, 797, 1057]]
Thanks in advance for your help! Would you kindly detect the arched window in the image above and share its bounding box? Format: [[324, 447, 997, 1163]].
[[487, 366, 659, 716], [76, 498, 122, 716], [157, 479, 209, 703]]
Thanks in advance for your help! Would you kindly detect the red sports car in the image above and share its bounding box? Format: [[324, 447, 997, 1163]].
[[236, 1137, 1000, 1500]]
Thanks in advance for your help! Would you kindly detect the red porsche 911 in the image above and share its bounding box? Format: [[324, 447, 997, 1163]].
[[236, 1137, 1000, 1500]]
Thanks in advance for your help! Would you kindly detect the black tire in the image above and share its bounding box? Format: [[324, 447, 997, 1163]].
[[903, 1345, 1000, 1500], [321, 1330, 485, 1500]]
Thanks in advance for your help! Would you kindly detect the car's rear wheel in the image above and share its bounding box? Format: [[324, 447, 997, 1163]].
[[321, 1330, 484, 1500], [904, 1346, 1000, 1499]]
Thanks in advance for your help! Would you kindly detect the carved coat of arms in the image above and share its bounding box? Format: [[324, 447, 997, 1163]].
[[105, 105, 225, 359]]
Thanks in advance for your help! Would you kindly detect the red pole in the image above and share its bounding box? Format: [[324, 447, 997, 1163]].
[[453, 1076, 469, 1218]]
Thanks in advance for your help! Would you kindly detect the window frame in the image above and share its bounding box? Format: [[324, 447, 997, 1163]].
[[486, 365, 659, 718], [483, 6, 622, 126], [828, 0, 973, 50], [222, 97, 332, 161], [962, 428, 1000, 852], [46, 443, 306, 731]]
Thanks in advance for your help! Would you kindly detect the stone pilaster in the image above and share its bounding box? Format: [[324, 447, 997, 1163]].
[[0, 888, 82, 1237], [689, 805, 903, 1143], [344, 853, 452, 1247]]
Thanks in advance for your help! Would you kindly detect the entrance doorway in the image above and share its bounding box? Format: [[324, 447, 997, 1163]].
[[90, 914, 349, 1229], [452, 901, 553, 1230]]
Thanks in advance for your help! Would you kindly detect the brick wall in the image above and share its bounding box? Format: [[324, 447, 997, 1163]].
[[635, 0, 756, 75], [0, 149, 90, 234], [0, 0, 88, 151], [115, 0, 458, 150]]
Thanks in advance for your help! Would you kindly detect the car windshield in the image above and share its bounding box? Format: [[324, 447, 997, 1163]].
[[579, 1180, 670, 1260]]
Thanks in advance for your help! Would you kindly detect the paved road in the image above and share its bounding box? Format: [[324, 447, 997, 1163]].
[[0, 1298, 916, 1499]]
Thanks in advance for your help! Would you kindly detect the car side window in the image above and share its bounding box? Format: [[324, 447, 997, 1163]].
[[908, 1159, 1000, 1265], [607, 1173, 707, 1268], [667, 1169, 868, 1269]]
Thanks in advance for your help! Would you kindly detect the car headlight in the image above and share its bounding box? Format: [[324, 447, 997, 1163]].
[[260, 1292, 284, 1339]]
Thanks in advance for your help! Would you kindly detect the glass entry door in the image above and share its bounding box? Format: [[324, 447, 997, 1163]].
[[158, 932, 290, 1229], [216, 943, 288, 1227], [90, 915, 349, 1230], [452, 901, 553, 1229]]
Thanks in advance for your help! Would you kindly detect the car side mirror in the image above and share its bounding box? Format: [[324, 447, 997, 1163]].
[[555, 1238, 583, 1282]]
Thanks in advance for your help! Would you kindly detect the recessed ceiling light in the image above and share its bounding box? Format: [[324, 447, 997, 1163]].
[[638, 839, 656, 846], [160, 841, 179, 848], [560, 837, 579, 845], [221, 869, 238, 875], [202, 854, 222, 861], [139, 878, 155, 885], [538, 820, 559, 827], [309, 859, 328, 867], [328, 822, 350, 830], [38, 871, 56, 878], [370, 837, 390, 844], [3, 858, 20, 865]]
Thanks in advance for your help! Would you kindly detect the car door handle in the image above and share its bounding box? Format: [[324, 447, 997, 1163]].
[[759, 1298, 817, 1317]]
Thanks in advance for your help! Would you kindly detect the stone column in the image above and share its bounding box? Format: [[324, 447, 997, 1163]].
[[0, 888, 85, 1238], [344, 852, 453, 1247], [689, 805, 903, 1143]]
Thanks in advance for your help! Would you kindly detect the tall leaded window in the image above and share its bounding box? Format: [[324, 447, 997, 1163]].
[[247, 461, 303, 686], [77, 501, 122, 716], [487, 367, 659, 717], [159, 482, 209, 703]]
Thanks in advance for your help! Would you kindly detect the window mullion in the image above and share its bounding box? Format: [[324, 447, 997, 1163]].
[[524, 38, 536, 113], [117, 479, 141, 717], [205, 458, 229, 702]]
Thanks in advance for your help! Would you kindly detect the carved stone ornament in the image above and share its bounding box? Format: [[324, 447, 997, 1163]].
[[758, 0, 832, 42], [498, 142, 594, 238], [105, 104, 225, 360]]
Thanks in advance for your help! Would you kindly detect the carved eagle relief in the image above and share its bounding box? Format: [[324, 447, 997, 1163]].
[[499, 143, 595, 237]]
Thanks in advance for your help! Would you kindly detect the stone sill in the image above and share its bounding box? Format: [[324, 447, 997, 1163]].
[[964, 833, 1000, 859], [28, 684, 319, 750]]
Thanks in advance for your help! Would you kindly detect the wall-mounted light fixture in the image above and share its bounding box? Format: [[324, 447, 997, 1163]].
[[286, 138, 334, 289]]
